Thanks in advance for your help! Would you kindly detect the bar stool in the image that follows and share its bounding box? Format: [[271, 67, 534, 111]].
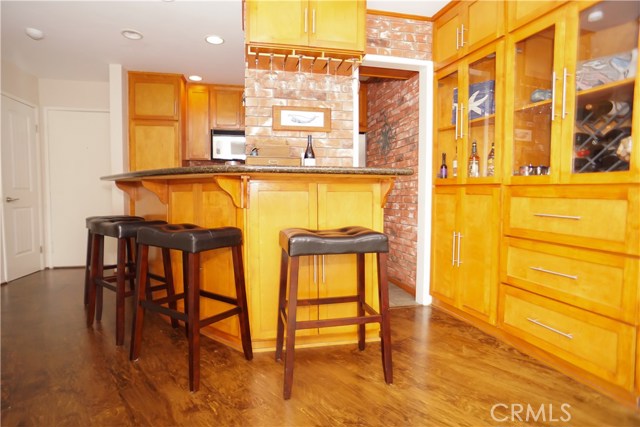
[[130, 223, 253, 392], [84, 215, 143, 305], [86, 218, 170, 346], [276, 226, 392, 399]]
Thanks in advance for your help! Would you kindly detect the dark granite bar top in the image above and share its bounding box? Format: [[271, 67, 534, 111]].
[[102, 165, 414, 181]]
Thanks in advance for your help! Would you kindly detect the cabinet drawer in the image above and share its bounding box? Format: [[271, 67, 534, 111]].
[[500, 285, 635, 390], [503, 238, 638, 323], [505, 186, 639, 255]]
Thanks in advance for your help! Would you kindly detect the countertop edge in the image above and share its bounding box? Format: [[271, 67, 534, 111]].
[[102, 165, 414, 181]]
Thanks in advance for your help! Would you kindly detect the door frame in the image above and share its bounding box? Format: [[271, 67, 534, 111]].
[[0, 94, 44, 283], [358, 54, 434, 306]]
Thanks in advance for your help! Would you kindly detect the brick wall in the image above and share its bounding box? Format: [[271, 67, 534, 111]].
[[366, 13, 432, 60], [366, 74, 420, 291]]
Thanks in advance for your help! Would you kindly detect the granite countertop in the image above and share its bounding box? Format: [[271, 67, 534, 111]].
[[102, 165, 414, 181]]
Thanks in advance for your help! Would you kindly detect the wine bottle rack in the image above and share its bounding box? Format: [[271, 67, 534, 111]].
[[573, 104, 632, 174]]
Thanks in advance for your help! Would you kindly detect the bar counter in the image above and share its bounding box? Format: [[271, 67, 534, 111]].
[[103, 165, 413, 351]]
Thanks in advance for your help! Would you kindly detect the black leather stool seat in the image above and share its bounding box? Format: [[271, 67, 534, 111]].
[[276, 225, 392, 399], [280, 226, 389, 256], [137, 224, 242, 253], [86, 215, 144, 228], [92, 219, 168, 239]]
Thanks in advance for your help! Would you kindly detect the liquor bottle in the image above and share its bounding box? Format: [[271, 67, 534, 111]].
[[439, 153, 448, 178], [303, 135, 316, 166], [486, 142, 495, 177], [452, 147, 458, 177], [468, 140, 480, 178]]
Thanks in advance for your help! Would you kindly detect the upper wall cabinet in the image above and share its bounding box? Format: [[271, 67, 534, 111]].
[[434, 0, 505, 70], [129, 72, 184, 121], [504, 1, 639, 185], [507, 0, 566, 33], [246, 0, 366, 55]]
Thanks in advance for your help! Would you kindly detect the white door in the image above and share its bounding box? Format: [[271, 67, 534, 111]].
[[46, 109, 112, 267], [1, 95, 43, 282]]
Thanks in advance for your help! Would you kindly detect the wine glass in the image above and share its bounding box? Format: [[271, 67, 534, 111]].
[[266, 54, 278, 82], [323, 58, 333, 91], [295, 55, 306, 84]]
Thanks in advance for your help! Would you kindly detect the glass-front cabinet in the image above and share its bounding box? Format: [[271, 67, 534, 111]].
[[434, 41, 504, 184], [505, 1, 639, 184]]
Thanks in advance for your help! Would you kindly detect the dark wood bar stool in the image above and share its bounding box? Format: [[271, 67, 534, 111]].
[[276, 226, 392, 399], [84, 215, 143, 305], [86, 218, 170, 346], [130, 223, 253, 392]]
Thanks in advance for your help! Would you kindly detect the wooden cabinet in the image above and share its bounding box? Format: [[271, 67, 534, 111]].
[[185, 84, 244, 160], [500, 285, 635, 390], [430, 185, 501, 324], [433, 0, 505, 69], [504, 1, 639, 185], [246, 0, 365, 54], [434, 41, 504, 184], [210, 85, 244, 130], [246, 177, 384, 346], [506, 0, 566, 32], [128, 72, 185, 170]]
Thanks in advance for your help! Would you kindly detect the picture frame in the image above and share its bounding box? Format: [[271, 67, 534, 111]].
[[272, 106, 331, 132]]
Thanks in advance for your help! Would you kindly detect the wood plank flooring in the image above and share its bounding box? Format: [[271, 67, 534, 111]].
[[2, 268, 639, 426]]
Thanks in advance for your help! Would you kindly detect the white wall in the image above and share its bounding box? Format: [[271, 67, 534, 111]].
[[1, 61, 39, 105]]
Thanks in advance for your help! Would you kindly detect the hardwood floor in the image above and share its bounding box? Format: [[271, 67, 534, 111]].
[[2, 268, 639, 426]]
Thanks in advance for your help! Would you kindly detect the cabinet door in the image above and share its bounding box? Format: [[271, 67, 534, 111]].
[[465, 0, 505, 53], [210, 86, 244, 130], [561, 1, 639, 184], [185, 85, 211, 160], [129, 72, 183, 120], [507, 0, 566, 33], [316, 182, 382, 337], [246, 0, 306, 46], [430, 186, 459, 306], [246, 180, 318, 343], [505, 7, 567, 184], [435, 63, 463, 183], [129, 120, 181, 171], [458, 185, 500, 323], [309, 0, 365, 51], [434, 4, 463, 68]]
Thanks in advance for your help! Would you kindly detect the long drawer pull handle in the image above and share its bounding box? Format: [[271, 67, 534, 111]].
[[529, 266, 578, 280], [526, 317, 573, 339], [533, 213, 581, 220]]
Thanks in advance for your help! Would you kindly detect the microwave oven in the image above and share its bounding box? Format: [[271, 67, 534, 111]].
[[211, 130, 246, 160]]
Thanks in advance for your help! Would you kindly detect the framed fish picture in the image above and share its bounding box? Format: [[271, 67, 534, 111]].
[[272, 106, 331, 132]]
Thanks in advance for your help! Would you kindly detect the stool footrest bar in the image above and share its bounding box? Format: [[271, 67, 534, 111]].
[[200, 307, 242, 328], [295, 314, 382, 330], [200, 289, 238, 306], [140, 300, 188, 322]]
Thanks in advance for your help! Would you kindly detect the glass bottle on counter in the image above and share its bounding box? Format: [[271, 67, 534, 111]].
[[452, 147, 458, 177], [486, 142, 495, 177], [303, 135, 316, 166], [468, 140, 480, 178], [439, 153, 448, 178]]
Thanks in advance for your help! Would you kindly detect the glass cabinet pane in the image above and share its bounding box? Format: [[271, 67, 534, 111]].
[[468, 53, 497, 178], [436, 71, 459, 180], [572, 1, 638, 174], [512, 26, 555, 177]]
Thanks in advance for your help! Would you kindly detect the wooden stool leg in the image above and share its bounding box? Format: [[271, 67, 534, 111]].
[[232, 245, 253, 361], [95, 235, 105, 322], [357, 253, 366, 351], [86, 233, 103, 326], [126, 237, 136, 292], [162, 248, 179, 329], [275, 248, 289, 361], [283, 256, 300, 400], [130, 244, 149, 361], [185, 251, 201, 392], [84, 229, 92, 305], [115, 237, 127, 346], [377, 252, 393, 384]]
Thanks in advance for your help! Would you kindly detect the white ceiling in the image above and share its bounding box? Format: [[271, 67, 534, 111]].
[[1, 0, 448, 85]]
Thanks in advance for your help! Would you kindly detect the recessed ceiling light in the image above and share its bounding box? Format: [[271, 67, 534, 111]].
[[121, 29, 143, 40], [205, 35, 224, 45], [25, 27, 44, 41], [587, 9, 604, 22], [188, 75, 203, 82]]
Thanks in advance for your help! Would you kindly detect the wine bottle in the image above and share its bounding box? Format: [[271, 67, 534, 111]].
[[439, 153, 448, 178], [303, 135, 316, 166], [452, 147, 458, 178], [486, 142, 495, 177], [468, 140, 480, 178], [579, 100, 631, 120]]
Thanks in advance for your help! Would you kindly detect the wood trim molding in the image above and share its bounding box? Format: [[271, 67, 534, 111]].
[[366, 9, 434, 22]]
